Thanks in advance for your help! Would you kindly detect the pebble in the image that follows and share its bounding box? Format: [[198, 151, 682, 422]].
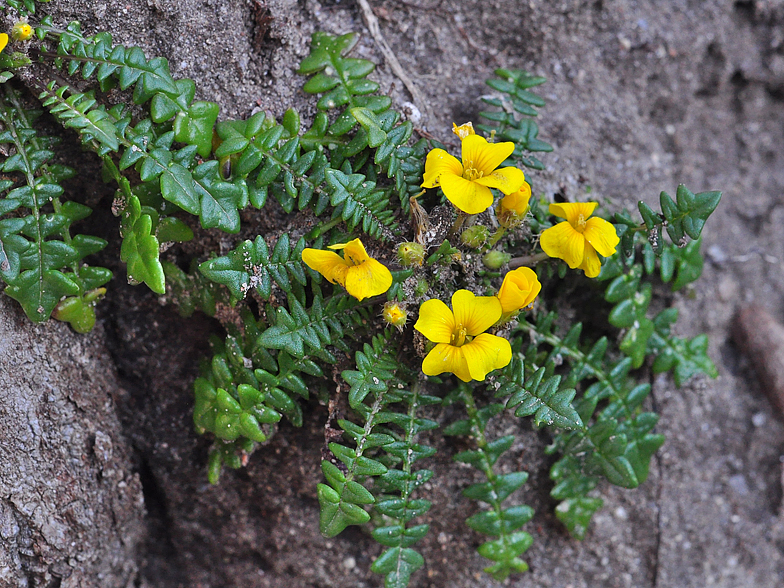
[[706, 244, 728, 264], [727, 474, 749, 496], [717, 275, 739, 302]]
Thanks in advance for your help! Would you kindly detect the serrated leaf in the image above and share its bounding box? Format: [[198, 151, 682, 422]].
[[193, 161, 243, 233], [4, 268, 80, 322], [317, 483, 370, 537], [160, 161, 200, 215], [503, 363, 584, 430]]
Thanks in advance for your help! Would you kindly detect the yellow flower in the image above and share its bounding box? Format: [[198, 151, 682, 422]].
[[496, 267, 541, 320], [414, 290, 512, 382], [0, 33, 8, 54], [421, 134, 526, 215], [12, 22, 33, 42], [497, 181, 531, 227], [452, 121, 475, 140], [302, 238, 392, 301], [539, 202, 620, 278]]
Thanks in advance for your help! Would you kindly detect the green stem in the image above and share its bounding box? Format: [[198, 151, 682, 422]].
[[447, 210, 467, 239], [459, 385, 513, 548], [399, 382, 422, 506], [305, 216, 343, 240]]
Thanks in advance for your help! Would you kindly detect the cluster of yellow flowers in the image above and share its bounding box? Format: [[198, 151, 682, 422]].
[[300, 123, 619, 383]]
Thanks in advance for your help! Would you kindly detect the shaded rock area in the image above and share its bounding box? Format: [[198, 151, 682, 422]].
[[2, 0, 784, 587]]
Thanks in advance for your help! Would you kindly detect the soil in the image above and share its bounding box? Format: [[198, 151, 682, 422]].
[[2, 0, 784, 587]]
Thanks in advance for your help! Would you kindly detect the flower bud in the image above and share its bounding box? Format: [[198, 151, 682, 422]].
[[482, 250, 511, 270], [497, 182, 532, 228], [12, 22, 33, 42], [497, 267, 541, 321], [382, 302, 408, 331], [414, 279, 429, 298], [397, 242, 425, 267], [460, 225, 489, 248]]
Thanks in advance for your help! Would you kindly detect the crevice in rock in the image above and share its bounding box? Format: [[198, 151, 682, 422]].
[[136, 452, 185, 585]]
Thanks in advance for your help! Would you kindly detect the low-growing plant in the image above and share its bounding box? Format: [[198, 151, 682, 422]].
[[0, 3, 720, 585]]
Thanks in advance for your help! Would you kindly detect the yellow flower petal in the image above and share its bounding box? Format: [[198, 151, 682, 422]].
[[549, 202, 598, 226], [440, 173, 494, 214], [461, 135, 515, 175], [583, 217, 620, 258], [462, 333, 512, 381], [451, 290, 501, 336], [497, 267, 542, 314], [422, 343, 471, 382], [302, 248, 350, 285], [452, 122, 475, 140], [579, 242, 602, 278], [540, 221, 585, 268], [421, 148, 463, 188], [344, 257, 393, 301], [414, 298, 455, 344], [0, 33, 7, 54], [474, 166, 526, 195]]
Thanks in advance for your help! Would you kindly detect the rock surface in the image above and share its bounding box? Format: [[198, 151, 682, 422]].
[[0, 296, 144, 587]]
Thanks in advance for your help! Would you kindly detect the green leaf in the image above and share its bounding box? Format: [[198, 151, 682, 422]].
[[671, 239, 704, 291], [119, 212, 165, 293], [174, 101, 220, 158], [282, 108, 301, 137], [619, 317, 655, 368], [5, 269, 80, 322], [466, 505, 534, 536], [657, 185, 721, 245], [193, 161, 244, 233], [150, 92, 180, 122], [160, 161, 200, 215], [555, 497, 604, 540], [371, 547, 424, 588], [343, 337, 398, 409], [156, 217, 194, 242], [350, 107, 387, 148], [317, 483, 370, 537], [198, 234, 306, 300], [463, 472, 528, 504], [501, 362, 584, 430]]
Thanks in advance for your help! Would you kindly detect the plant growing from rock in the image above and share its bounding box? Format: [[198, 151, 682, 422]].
[[0, 2, 720, 585]]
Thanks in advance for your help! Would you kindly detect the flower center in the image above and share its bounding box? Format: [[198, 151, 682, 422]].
[[462, 163, 484, 182], [344, 252, 362, 266], [450, 324, 469, 346], [575, 213, 587, 232]]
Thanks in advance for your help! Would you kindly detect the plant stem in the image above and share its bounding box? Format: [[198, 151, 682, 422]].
[[508, 252, 549, 269], [447, 210, 467, 239]]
